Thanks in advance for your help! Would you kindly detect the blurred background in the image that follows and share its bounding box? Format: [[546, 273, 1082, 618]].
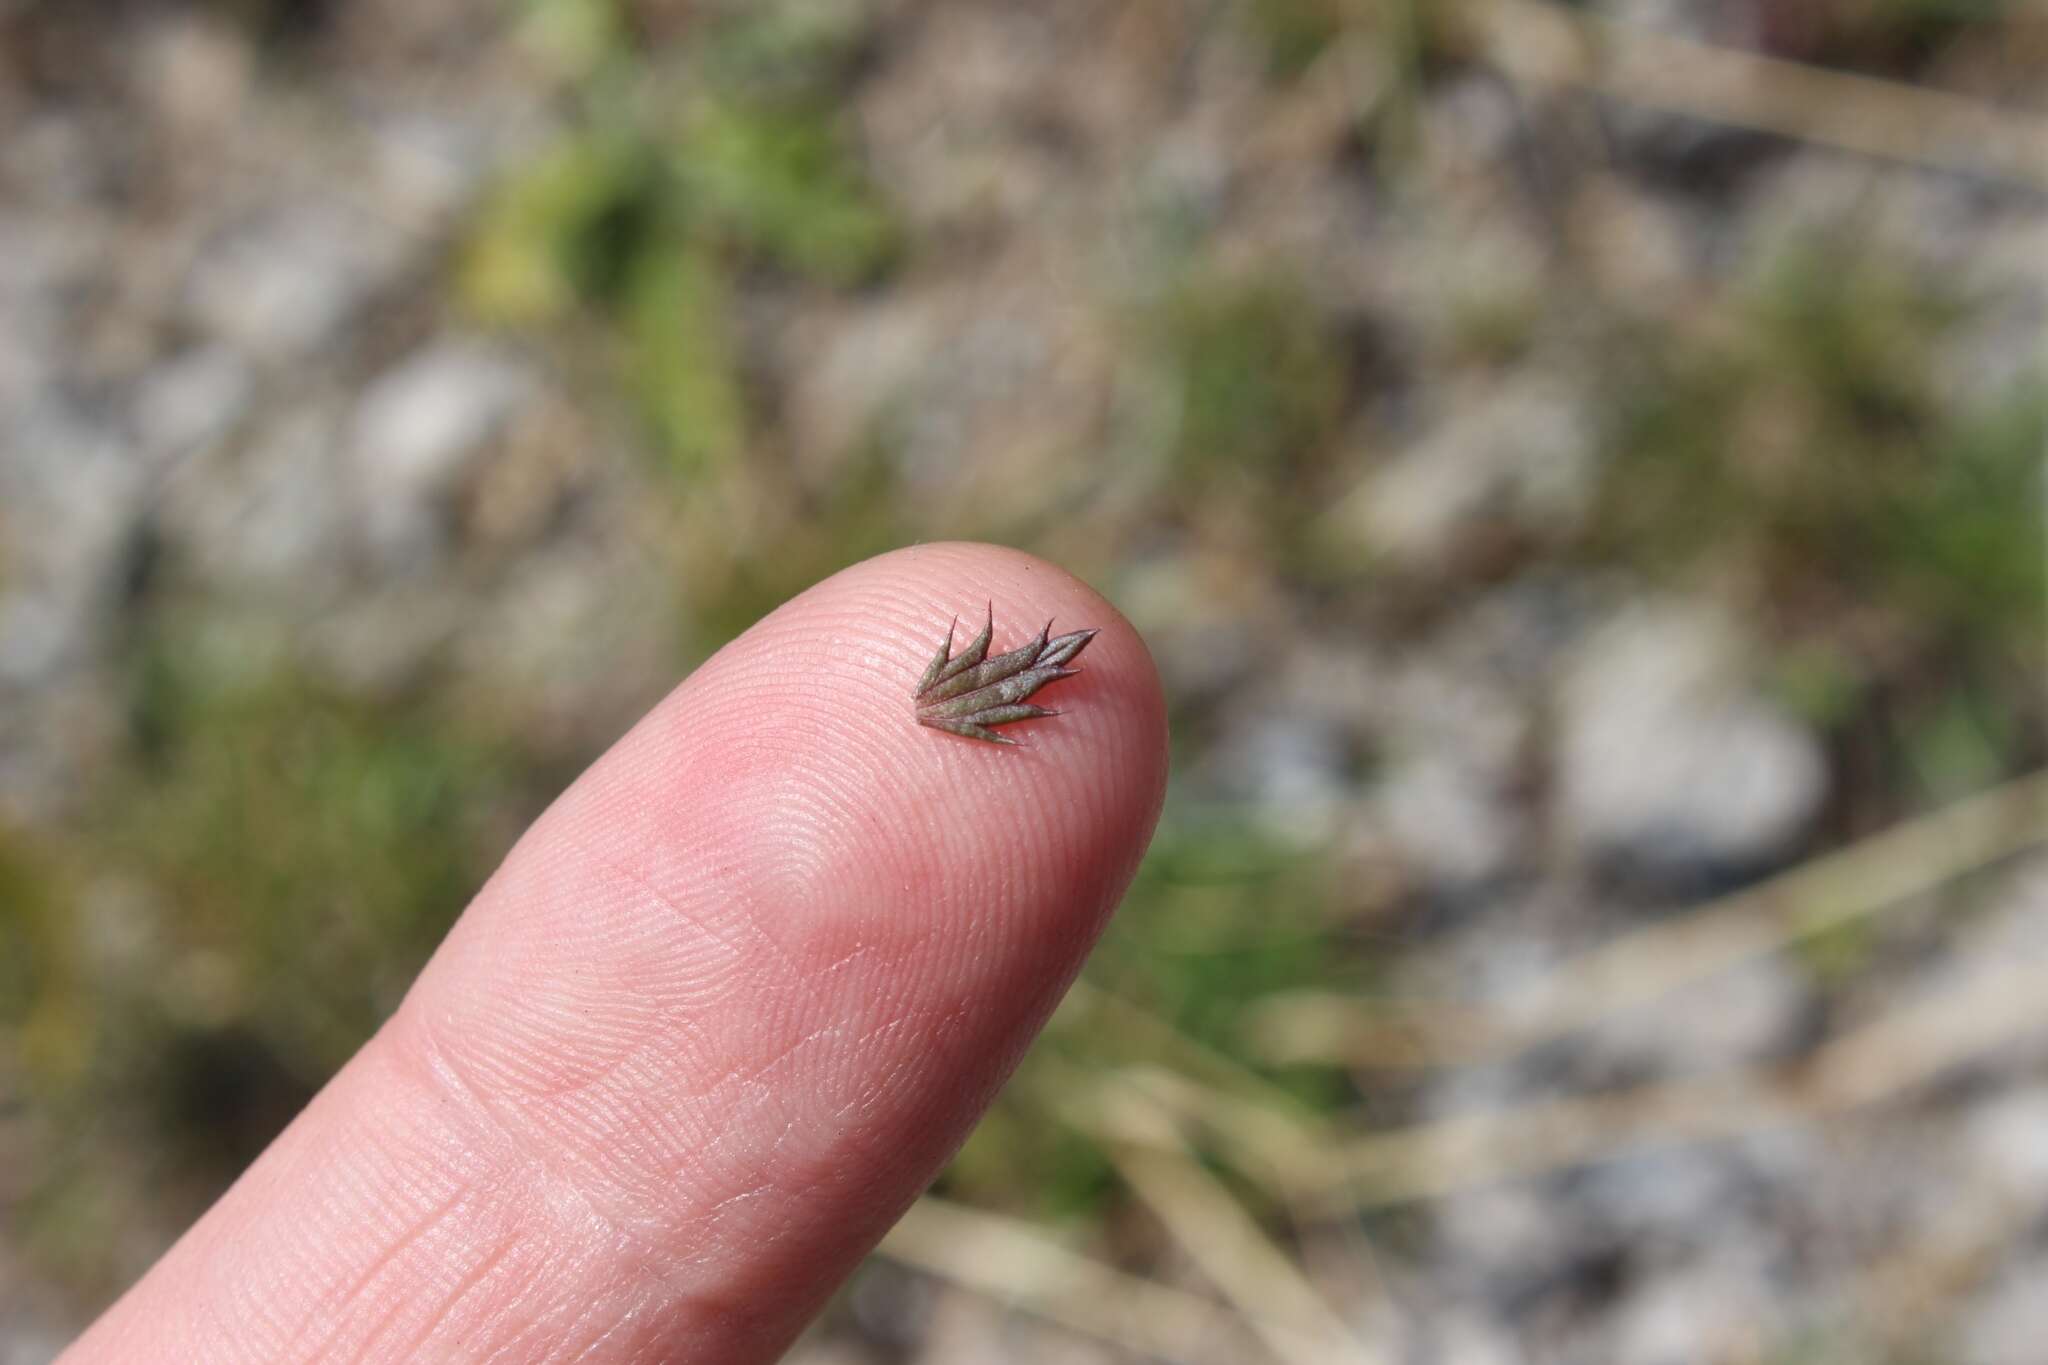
[[2, 0, 2045, 1360]]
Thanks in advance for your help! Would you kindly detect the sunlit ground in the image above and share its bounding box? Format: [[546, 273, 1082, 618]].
[[2, 1, 2045, 1360]]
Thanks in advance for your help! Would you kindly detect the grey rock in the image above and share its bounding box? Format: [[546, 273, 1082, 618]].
[[1603, 1253, 1781, 1365], [0, 1291, 67, 1365], [0, 406, 141, 686], [1431, 1181, 1571, 1295], [168, 404, 347, 591], [1377, 655, 1528, 788], [1211, 707, 1354, 841], [1571, 1146, 1773, 1259], [1331, 373, 1594, 574], [1940, 214, 2048, 404], [0, 214, 84, 413], [0, 112, 105, 211], [1960, 1252, 2048, 1365], [366, 114, 484, 218], [1587, 0, 1742, 43], [785, 297, 940, 464], [131, 345, 253, 467], [1555, 604, 1826, 875], [347, 340, 533, 568], [1578, 956, 1809, 1080], [1376, 751, 1519, 887], [1413, 1313, 1527, 1365], [1366, 601, 1567, 889], [182, 204, 402, 358], [1964, 1087, 2048, 1203], [132, 12, 253, 139], [450, 540, 678, 744], [1205, 641, 1378, 839], [304, 588, 462, 696]]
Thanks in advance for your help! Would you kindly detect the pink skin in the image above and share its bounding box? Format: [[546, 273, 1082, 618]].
[[62, 544, 1169, 1365]]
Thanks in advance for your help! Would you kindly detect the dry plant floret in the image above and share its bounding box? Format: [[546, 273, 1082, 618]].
[[914, 607, 1096, 744]]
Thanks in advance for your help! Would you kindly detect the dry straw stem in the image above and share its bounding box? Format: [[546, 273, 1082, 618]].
[[1470, 0, 2048, 191], [876, 1197, 1244, 1361], [1292, 930, 2048, 1214], [1057, 1061, 1332, 1203], [1074, 898, 2048, 1218], [1843, 1176, 2036, 1349], [1091, 1088, 1380, 1365], [1245, 991, 1496, 1070], [1062, 981, 1336, 1131], [1048, 779, 2048, 1215], [1251, 769, 2048, 1069]]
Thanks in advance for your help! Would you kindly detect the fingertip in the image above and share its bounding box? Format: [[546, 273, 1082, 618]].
[[593, 537, 1168, 1049], [72, 542, 1171, 1365]]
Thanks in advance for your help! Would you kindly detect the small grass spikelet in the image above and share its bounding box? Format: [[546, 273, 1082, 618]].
[[913, 605, 1097, 744]]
